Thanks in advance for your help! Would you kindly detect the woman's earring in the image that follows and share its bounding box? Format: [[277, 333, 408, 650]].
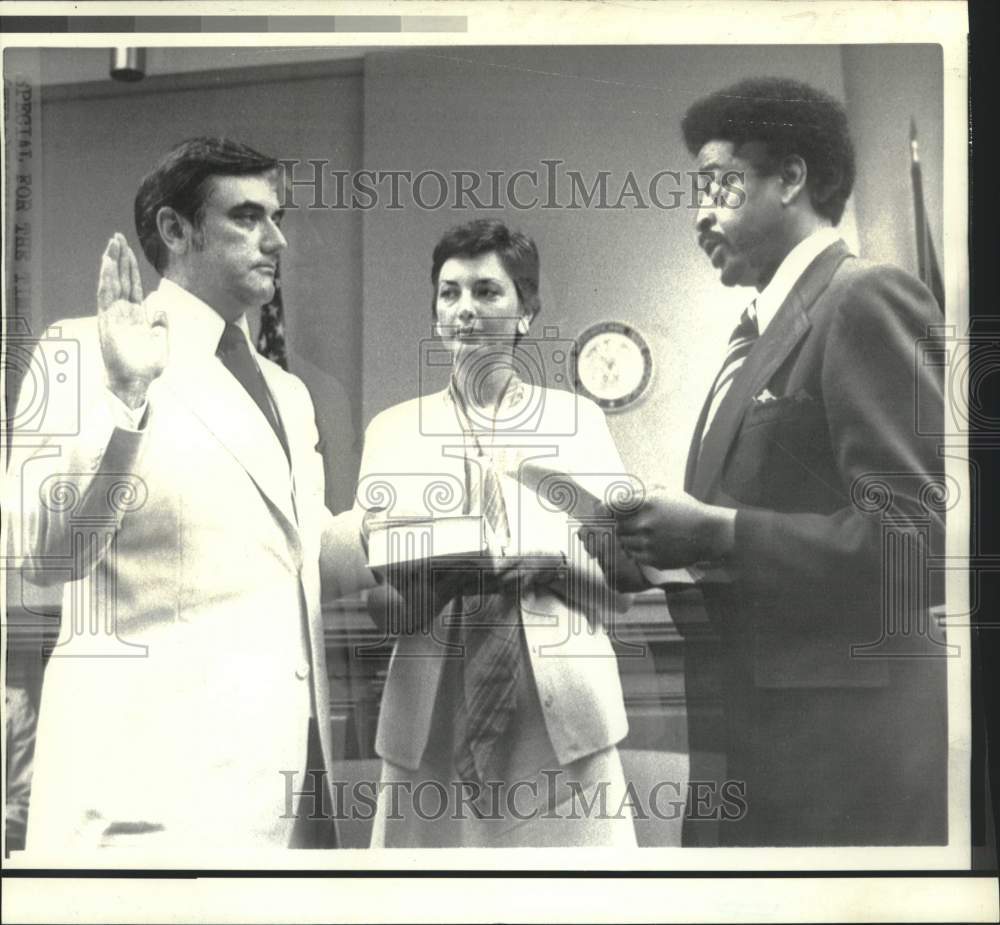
[[517, 317, 530, 335]]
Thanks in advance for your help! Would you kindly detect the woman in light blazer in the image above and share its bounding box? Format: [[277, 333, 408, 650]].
[[358, 220, 644, 848]]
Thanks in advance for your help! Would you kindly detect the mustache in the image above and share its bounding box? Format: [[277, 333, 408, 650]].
[[698, 232, 725, 253]]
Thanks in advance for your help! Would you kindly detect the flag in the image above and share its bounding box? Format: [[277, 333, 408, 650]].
[[910, 117, 945, 313], [257, 260, 289, 369]]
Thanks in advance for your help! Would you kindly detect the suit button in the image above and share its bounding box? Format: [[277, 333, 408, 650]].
[[295, 663, 310, 681]]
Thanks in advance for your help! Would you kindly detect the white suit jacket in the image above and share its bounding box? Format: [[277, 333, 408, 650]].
[[356, 385, 631, 772], [5, 280, 372, 855]]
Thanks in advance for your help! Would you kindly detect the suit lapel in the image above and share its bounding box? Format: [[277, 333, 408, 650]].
[[691, 241, 851, 499], [162, 356, 298, 531], [259, 361, 310, 522]]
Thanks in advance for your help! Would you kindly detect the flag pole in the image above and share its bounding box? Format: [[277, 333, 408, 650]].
[[910, 117, 928, 283], [910, 117, 945, 312]]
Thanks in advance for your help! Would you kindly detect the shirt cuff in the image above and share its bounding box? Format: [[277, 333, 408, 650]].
[[105, 388, 148, 431]]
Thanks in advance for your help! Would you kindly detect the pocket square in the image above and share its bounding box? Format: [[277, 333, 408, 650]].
[[753, 388, 779, 403]]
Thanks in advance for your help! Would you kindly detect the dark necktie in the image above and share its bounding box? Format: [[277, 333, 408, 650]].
[[700, 299, 760, 443], [216, 321, 290, 463], [453, 457, 522, 791]]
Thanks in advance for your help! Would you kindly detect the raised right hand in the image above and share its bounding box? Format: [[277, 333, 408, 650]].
[[97, 233, 168, 408]]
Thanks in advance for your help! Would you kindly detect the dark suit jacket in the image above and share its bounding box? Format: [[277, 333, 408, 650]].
[[680, 240, 949, 846]]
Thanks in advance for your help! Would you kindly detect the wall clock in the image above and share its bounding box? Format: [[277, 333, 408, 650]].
[[573, 321, 653, 411]]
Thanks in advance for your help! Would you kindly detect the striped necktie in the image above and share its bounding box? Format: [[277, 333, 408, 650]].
[[453, 457, 522, 791], [701, 299, 759, 442]]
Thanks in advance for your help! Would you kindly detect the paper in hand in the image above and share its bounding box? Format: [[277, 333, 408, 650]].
[[513, 459, 644, 521]]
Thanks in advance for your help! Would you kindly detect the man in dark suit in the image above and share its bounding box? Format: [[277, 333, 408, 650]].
[[615, 77, 949, 846]]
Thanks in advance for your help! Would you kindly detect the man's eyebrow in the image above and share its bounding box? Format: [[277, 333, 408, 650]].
[[228, 200, 265, 213], [228, 201, 284, 220]]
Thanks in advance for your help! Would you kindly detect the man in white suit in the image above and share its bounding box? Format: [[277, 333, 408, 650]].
[[6, 138, 372, 854]]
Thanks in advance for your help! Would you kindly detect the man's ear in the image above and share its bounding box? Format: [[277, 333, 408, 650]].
[[779, 154, 808, 206], [155, 206, 193, 259]]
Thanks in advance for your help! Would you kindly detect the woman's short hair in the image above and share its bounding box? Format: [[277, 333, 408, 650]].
[[430, 219, 541, 319], [681, 76, 856, 225], [134, 137, 279, 273]]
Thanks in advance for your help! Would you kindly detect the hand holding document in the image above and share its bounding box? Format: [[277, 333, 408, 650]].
[[513, 459, 644, 522], [510, 463, 719, 591], [513, 460, 655, 592]]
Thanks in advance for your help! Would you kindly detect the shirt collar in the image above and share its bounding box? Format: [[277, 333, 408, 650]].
[[147, 278, 252, 364], [754, 226, 842, 334]]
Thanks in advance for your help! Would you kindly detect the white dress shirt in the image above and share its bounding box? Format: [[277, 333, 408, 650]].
[[754, 226, 842, 335]]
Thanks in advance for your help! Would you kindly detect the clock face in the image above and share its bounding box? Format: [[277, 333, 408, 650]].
[[573, 322, 653, 411]]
